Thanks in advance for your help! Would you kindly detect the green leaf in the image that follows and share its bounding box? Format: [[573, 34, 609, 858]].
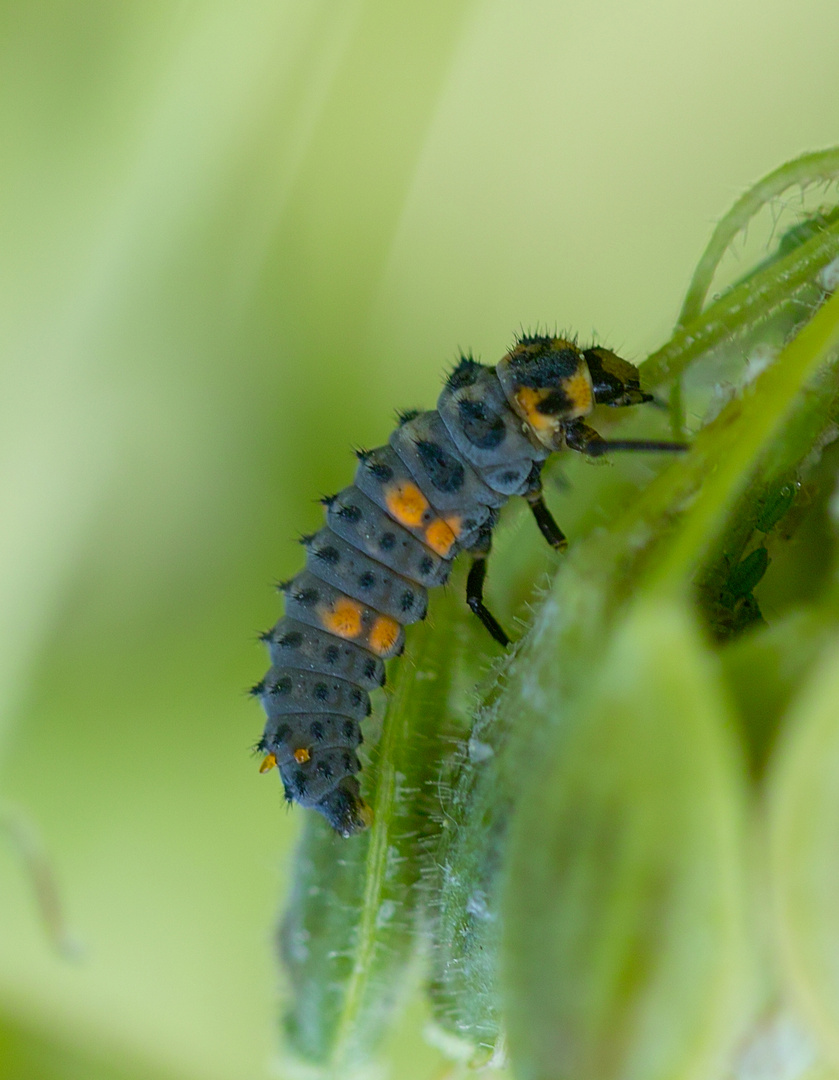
[[769, 633, 839, 1070], [279, 578, 485, 1073], [502, 600, 751, 1080], [721, 608, 839, 777]]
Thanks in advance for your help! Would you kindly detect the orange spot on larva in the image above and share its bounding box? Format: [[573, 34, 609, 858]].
[[424, 518, 457, 556], [515, 370, 593, 438], [369, 615, 400, 656], [259, 753, 277, 774], [515, 386, 554, 435], [320, 597, 363, 639], [563, 370, 594, 415], [293, 747, 310, 764], [385, 482, 429, 527]]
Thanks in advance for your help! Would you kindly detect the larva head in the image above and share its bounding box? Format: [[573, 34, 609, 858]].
[[496, 336, 595, 450], [496, 336, 649, 449], [582, 346, 652, 409]]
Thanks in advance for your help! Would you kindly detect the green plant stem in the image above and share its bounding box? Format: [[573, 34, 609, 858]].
[[648, 287, 839, 590], [678, 148, 839, 325], [643, 217, 839, 387]]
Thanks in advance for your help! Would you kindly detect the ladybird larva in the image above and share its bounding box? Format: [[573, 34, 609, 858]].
[[254, 334, 686, 836]]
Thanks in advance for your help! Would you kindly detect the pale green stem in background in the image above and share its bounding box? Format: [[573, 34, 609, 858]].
[[678, 148, 839, 326]]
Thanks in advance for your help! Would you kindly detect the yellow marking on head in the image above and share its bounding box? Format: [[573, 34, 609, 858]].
[[515, 386, 556, 437], [259, 753, 277, 774], [385, 481, 429, 527], [369, 615, 400, 656], [563, 370, 594, 415], [424, 517, 457, 556], [320, 597, 363, 639], [293, 747, 310, 764]]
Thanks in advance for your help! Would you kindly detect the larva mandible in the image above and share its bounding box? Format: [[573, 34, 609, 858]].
[[252, 334, 686, 836]]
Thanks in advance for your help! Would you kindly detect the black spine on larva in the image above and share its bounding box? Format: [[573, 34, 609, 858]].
[[257, 356, 533, 836]]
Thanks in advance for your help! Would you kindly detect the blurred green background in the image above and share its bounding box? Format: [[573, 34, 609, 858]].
[[2, 2, 839, 1078]]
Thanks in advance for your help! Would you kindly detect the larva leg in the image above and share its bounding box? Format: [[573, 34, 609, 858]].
[[465, 527, 510, 647], [525, 491, 568, 551]]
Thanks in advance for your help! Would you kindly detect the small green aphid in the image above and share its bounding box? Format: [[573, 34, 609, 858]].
[[756, 479, 797, 533]]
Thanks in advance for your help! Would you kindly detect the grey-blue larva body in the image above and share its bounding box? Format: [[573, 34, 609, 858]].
[[253, 335, 683, 835]]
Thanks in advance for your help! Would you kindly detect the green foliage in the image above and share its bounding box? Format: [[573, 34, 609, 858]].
[[279, 148, 839, 1079], [503, 601, 749, 1080], [280, 577, 482, 1069]]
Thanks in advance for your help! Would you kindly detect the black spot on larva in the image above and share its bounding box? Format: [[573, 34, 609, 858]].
[[419, 556, 433, 575], [249, 680, 265, 697], [501, 470, 519, 485], [457, 398, 506, 449], [535, 387, 571, 415], [343, 721, 356, 740], [358, 571, 375, 589], [379, 532, 396, 551], [316, 545, 340, 565], [294, 771, 308, 796], [446, 355, 483, 391], [313, 682, 329, 701], [273, 676, 292, 695], [319, 493, 336, 508], [400, 591, 415, 612], [338, 503, 362, 523], [316, 760, 333, 780], [324, 644, 340, 664], [350, 688, 363, 708], [310, 720, 325, 741], [295, 587, 319, 606], [397, 408, 420, 426], [343, 751, 353, 771], [278, 631, 303, 649], [370, 461, 393, 482], [416, 440, 465, 493], [363, 658, 377, 681], [276, 723, 291, 743]]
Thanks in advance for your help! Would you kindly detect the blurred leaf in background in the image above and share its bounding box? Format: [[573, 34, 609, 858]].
[[3, 2, 839, 1079]]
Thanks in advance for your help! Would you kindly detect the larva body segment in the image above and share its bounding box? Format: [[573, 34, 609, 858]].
[[254, 335, 684, 836], [437, 359, 549, 494]]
